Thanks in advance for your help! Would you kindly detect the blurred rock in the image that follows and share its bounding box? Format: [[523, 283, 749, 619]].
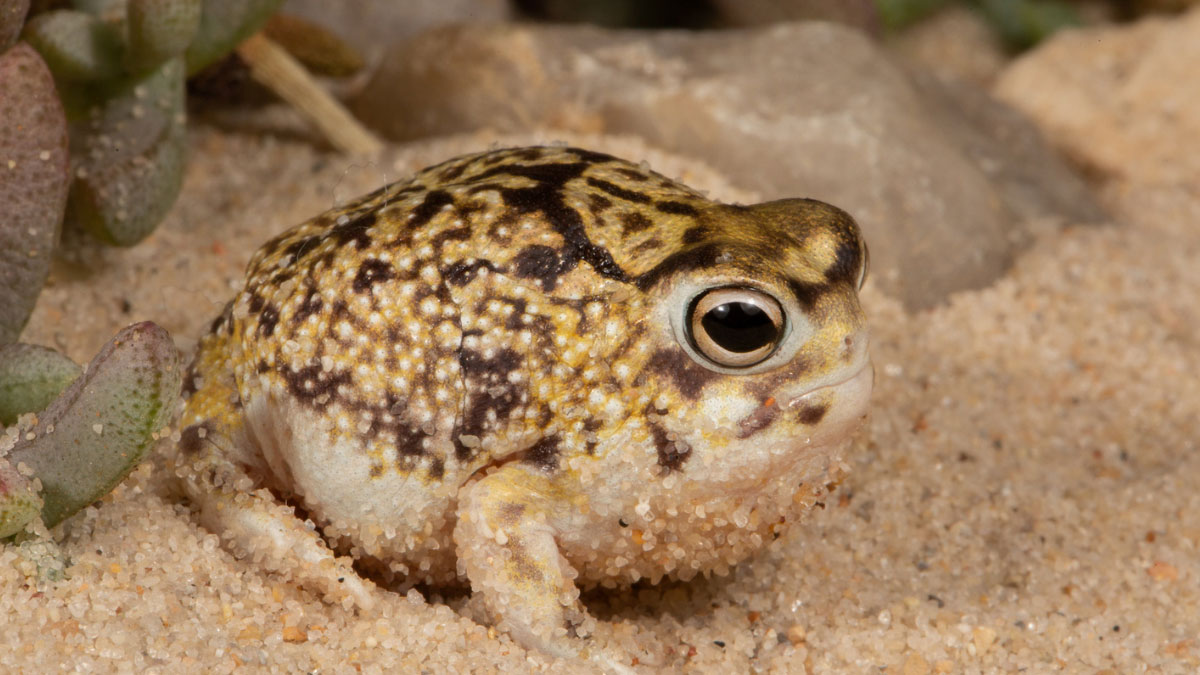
[[349, 22, 1104, 308], [281, 0, 511, 65], [888, 5, 1007, 86], [262, 13, 364, 77], [712, 0, 880, 33], [908, 69, 1105, 231], [994, 6, 1200, 186]]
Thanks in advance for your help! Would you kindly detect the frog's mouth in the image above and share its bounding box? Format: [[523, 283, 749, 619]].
[[735, 362, 874, 442], [786, 361, 874, 412]]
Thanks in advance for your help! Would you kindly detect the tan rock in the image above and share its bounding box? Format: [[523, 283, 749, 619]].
[[994, 6, 1200, 186], [888, 6, 1008, 87], [281, 0, 511, 64], [711, 0, 880, 33]]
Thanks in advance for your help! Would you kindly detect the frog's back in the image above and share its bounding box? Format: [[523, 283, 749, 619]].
[[224, 148, 708, 459]]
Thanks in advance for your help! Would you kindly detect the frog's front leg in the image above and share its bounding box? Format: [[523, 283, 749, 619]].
[[171, 422, 377, 610], [455, 464, 635, 672]]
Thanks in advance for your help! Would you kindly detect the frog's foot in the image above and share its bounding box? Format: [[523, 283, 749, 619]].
[[454, 465, 637, 674], [171, 423, 376, 610]]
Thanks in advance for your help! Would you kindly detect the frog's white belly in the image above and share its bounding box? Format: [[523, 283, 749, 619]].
[[242, 388, 461, 574]]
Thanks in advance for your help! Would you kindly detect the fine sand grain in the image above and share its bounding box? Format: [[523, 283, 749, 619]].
[[4, 126, 1198, 673]]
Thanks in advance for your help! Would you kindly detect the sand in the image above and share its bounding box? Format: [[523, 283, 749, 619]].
[[3, 112, 1198, 674]]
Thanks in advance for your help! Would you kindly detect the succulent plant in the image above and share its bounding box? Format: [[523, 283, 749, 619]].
[[0, 344, 82, 427], [0, 322, 182, 538], [1, 0, 283, 345], [1, 2, 363, 556], [0, 37, 70, 344], [18, 0, 283, 247]]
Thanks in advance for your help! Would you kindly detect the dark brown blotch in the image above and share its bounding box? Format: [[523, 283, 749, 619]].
[[247, 292, 265, 314], [180, 362, 200, 397], [567, 147, 617, 164], [178, 421, 214, 456], [614, 167, 650, 182], [681, 226, 708, 245], [788, 278, 830, 312], [512, 245, 567, 290], [643, 348, 719, 400], [293, 286, 323, 324], [619, 211, 654, 235], [438, 161, 469, 182], [587, 192, 612, 216], [282, 235, 320, 261], [209, 300, 234, 335], [648, 418, 691, 472], [328, 299, 363, 332], [427, 457, 445, 480], [453, 386, 521, 461], [826, 237, 863, 286], [459, 347, 521, 380], [443, 259, 501, 286], [429, 226, 471, 247], [408, 189, 455, 229], [525, 434, 561, 472], [282, 364, 352, 406], [453, 347, 525, 460], [585, 177, 651, 204], [353, 258, 395, 294], [737, 400, 780, 439], [583, 418, 601, 455], [514, 147, 548, 162], [795, 402, 829, 425], [257, 304, 280, 337], [394, 423, 432, 458], [328, 209, 376, 249], [656, 200, 699, 216], [633, 237, 664, 254], [634, 242, 723, 291]]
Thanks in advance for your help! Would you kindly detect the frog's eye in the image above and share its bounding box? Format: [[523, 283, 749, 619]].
[[688, 288, 785, 368]]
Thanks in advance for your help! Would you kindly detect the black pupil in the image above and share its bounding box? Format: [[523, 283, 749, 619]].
[[701, 302, 777, 353]]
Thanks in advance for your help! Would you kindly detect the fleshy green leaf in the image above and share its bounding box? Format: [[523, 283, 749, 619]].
[[0, 43, 69, 344], [0, 0, 30, 52], [6, 322, 182, 528], [21, 9, 124, 82], [66, 57, 187, 246], [126, 0, 202, 72], [0, 344, 82, 426]]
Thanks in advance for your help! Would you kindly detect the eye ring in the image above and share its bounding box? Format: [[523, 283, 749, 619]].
[[857, 241, 870, 290], [688, 288, 786, 368]]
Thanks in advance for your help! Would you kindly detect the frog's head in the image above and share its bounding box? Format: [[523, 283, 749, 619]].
[[636, 198, 872, 479]]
